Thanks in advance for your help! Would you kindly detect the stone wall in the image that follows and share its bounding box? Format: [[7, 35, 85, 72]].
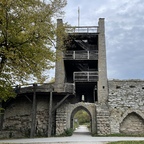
[[1, 96, 50, 138], [2, 97, 32, 137], [56, 103, 67, 135], [36, 97, 49, 136], [96, 104, 111, 135], [120, 112, 144, 134], [1, 79, 144, 138], [108, 80, 144, 134]]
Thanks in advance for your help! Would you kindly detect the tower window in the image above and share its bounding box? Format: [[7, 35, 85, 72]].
[[82, 95, 85, 101]]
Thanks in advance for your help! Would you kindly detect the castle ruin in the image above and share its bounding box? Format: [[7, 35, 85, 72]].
[[0, 18, 144, 138]]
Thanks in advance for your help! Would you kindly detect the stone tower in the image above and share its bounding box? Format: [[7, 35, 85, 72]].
[[54, 18, 111, 135], [55, 18, 108, 104]]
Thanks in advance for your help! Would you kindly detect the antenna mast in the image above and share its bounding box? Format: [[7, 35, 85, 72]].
[[78, 7, 80, 27]]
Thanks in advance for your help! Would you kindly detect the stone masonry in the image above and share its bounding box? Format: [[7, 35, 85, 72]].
[[108, 80, 144, 134], [0, 96, 50, 138], [96, 104, 111, 135]]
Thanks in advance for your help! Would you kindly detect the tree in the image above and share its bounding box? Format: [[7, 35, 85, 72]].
[[49, 77, 55, 83], [0, 0, 67, 100], [74, 110, 90, 125]]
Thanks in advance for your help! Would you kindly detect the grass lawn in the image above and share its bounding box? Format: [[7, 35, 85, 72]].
[[108, 141, 144, 144], [92, 133, 144, 137]]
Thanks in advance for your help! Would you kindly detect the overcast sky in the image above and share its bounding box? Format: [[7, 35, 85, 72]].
[[58, 0, 144, 80]]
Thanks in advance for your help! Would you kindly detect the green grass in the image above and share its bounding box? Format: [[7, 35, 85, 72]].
[[107, 133, 144, 137], [108, 141, 144, 144], [92, 133, 144, 137]]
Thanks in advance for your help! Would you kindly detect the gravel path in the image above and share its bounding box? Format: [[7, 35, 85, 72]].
[[0, 126, 144, 144], [72, 125, 91, 137]]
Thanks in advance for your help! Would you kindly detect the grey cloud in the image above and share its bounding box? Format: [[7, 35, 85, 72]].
[[63, 0, 144, 80]]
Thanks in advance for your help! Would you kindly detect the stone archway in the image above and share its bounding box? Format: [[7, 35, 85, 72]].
[[70, 106, 92, 132], [56, 102, 96, 135], [120, 112, 144, 135]]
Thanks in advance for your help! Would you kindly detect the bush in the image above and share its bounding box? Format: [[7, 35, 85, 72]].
[[63, 128, 73, 136]]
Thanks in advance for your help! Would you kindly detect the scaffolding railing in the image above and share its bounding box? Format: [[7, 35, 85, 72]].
[[65, 26, 98, 33], [74, 71, 98, 82], [64, 50, 98, 60]]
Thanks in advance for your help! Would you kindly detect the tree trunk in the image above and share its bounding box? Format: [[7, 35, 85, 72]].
[[0, 56, 6, 74]]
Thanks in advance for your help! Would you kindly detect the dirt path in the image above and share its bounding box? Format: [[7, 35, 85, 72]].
[[0, 126, 144, 144], [72, 125, 91, 137]]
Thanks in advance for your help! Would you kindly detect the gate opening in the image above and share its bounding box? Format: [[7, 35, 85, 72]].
[[70, 106, 92, 135]]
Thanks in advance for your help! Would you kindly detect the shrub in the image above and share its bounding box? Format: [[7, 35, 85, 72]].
[[63, 128, 74, 136]]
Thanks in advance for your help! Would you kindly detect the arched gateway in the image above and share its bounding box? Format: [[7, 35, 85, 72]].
[[56, 102, 96, 135], [70, 106, 92, 130]]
